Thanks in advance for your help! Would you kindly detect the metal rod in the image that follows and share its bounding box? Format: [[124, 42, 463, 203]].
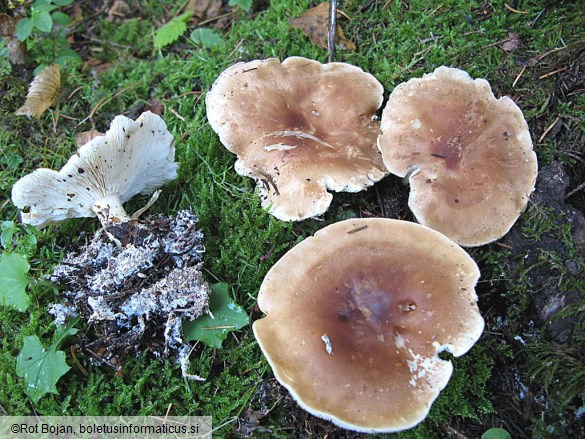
[[328, 0, 337, 62]]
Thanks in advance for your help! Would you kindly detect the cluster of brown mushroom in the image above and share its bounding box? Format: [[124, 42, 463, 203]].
[[206, 57, 537, 432], [206, 58, 538, 247]]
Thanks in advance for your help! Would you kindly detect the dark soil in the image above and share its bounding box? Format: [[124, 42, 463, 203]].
[[49, 210, 209, 369]]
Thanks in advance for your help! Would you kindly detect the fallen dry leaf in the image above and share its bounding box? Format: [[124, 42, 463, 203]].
[[16, 64, 61, 118], [7, 39, 25, 65], [82, 58, 114, 74], [107, 0, 130, 23], [75, 129, 104, 147], [187, 0, 223, 20], [145, 97, 165, 115], [0, 14, 25, 65], [0, 13, 15, 37], [289, 2, 356, 51], [501, 32, 521, 52]]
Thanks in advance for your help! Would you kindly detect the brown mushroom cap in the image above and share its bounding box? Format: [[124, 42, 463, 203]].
[[253, 218, 484, 433], [206, 57, 388, 221], [377, 66, 538, 247]]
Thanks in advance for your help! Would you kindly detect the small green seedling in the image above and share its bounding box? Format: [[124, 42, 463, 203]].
[[15, 0, 73, 41], [16, 321, 77, 402], [229, 0, 252, 12], [0, 252, 30, 312], [154, 12, 193, 50], [190, 28, 222, 48], [14, 0, 80, 67]]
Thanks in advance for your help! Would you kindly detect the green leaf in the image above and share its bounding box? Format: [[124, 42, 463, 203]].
[[0, 252, 30, 312], [1, 221, 18, 249], [51, 0, 73, 5], [0, 151, 24, 170], [15, 18, 33, 41], [16, 324, 77, 402], [154, 12, 193, 50], [51, 11, 71, 26], [481, 428, 512, 439], [31, 8, 53, 32], [55, 47, 81, 67], [184, 283, 248, 349], [190, 28, 222, 48], [228, 0, 252, 12], [33, 4, 58, 13]]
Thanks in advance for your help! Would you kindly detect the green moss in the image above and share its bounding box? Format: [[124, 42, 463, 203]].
[[1, 0, 584, 436]]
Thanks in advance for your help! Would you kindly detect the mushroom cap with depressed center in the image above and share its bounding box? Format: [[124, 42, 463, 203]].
[[253, 218, 484, 433], [206, 56, 388, 221], [11, 111, 177, 228], [377, 66, 538, 247]]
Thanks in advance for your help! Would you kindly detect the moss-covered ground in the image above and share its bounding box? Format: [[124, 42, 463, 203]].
[[1, 0, 584, 437]]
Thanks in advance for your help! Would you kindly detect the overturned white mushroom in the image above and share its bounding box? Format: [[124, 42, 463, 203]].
[[11, 111, 177, 228]]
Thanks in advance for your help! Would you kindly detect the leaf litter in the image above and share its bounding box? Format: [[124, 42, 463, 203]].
[[289, 2, 356, 51], [48, 209, 212, 377], [15, 64, 61, 118]]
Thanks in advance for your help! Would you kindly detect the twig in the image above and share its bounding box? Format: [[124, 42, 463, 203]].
[[68, 86, 83, 100], [168, 107, 185, 122], [512, 65, 526, 87], [228, 38, 245, 58], [70, 346, 88, 377], [84, 37, 135, 50], [536, 46, 568, 62], [198, 11, 235, 27], [504, 3, 528, 14], [164, 402, 173, 421], [59, 114, 81, 121], [383, 0, 394, 10], [79, 83, 138, 125], [565, 181, 585, 200], [176, 90, 202, 98], [50, 109, 59, 134], [328, 0, 337, 63], [419, 34, 444, 44], [539, 116, 560, 142], [538, 67, 566, 79]]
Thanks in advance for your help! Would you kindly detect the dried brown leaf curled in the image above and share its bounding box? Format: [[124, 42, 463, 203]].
[[75, 129, 104, 147], [16, 64, 61, 118], [289, 2, 356, 51], [187, 0, 223, 20], [500, 32, 521, 52], [0, 13, 15, 37], [106, 0, 130, 23]]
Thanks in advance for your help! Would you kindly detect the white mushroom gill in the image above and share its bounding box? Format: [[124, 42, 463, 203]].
[[11, 111, 177, 229]]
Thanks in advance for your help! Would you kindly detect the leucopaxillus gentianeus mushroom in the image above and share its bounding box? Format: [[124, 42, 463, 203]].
[[377, 66, 538, 247], [11, 111, 177, 229], [253, 218, 484, 433], [206, 56, 388, 221]]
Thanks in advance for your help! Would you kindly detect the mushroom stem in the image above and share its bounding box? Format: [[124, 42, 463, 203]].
[[92, 195, 131, 227]]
